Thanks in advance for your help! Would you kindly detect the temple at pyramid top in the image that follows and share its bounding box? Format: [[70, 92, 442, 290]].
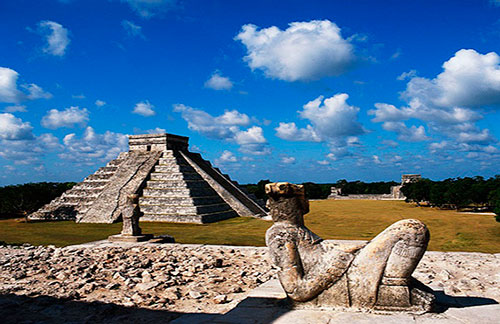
[[128, 133, 189, 152], [29, 133, 268, 224]]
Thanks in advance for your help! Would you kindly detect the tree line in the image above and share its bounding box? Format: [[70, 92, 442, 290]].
[[243, 179, 399, 200], [401, 176, 500, 220], [0, 182, 76, 220]]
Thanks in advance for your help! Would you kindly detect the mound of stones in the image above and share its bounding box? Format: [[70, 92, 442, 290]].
[[0, 244, 277, 323], [0, 243, 498, 323]]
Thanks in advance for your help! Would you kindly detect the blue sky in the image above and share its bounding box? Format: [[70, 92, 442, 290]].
[[1, 0, 500, 185]]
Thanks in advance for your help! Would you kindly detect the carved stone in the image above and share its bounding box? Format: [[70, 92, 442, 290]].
[[265, 182, 435, 313], [108, 194, 152, 242]]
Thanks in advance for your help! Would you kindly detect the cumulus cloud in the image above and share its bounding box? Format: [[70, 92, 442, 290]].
[[0, 67, 51, 103], [121, 0, 177, 18], [146, 127, 166, 134], [133, 101, 156, 116], [38, 21, 70, 56], [95, 99, 106, 107], [59, 127, 128, 164], [173, 104, 270, 155], [217, 150, 237, 163], [235, 20, 355, 81], [381, 122, 429, 142], [0, 114, 61, 164], [370, 49, 500, 151], [275, 93, 364, 146], [41, 106, 89, 129], [204, 72, 233, 90], [122, 20, 145, 38], [0, 113, 34, 140]]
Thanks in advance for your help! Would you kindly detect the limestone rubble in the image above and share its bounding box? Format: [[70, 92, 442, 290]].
[[0, 243, 499, 323]]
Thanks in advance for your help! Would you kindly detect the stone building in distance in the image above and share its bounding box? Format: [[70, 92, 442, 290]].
[[328, 174, 421, 200], [29, 133, 267, 223]]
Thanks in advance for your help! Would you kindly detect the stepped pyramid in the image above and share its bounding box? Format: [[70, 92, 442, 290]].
[[29, 133, 268, 223]]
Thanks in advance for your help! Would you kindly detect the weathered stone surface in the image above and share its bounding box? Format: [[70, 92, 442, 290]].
[[30, 132, 268, 224], [0, 242, 499, 323], [265, 182, 434, 312]]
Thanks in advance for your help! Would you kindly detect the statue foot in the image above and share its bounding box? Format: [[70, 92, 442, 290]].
[[374, 278, 435, 313]]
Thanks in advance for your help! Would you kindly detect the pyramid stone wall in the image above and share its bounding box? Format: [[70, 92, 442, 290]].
[[29, 133, 268, 223]]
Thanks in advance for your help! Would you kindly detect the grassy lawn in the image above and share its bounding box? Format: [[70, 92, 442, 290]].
[[0, 200, 498, 253]]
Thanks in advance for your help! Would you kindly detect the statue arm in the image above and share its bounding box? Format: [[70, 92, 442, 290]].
[[278, 242, 340, 302]]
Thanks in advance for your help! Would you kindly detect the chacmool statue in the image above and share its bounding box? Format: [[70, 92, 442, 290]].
[[265, 182, 434, 312]]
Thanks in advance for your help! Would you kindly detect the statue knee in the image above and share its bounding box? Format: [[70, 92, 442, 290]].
[[388, 219, 429, 247]]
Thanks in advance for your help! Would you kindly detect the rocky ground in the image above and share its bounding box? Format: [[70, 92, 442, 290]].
[[0, 242, 499, 323]]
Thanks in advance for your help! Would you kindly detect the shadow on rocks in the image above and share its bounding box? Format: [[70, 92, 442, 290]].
[[0, 293, 189, 324]]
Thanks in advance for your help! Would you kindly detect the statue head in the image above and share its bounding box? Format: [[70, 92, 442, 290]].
[[265, 182, 309, 226]]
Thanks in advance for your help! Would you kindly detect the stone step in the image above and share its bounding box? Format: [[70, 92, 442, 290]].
[[65, 188, 102, 198], [74, 181, 108, 189], [58, 195, 96, 204], [107, 159, 125, 167], [141, 210, 238, 224], [139, 195, 224, 206], [154, 165, 195, 173], [158, 157, 189, 165], [85, 173, 114, 181], [96, 166, 118, 173], [142, 187, 217, 198], [140, 203, 232, 215], [161, 150, 176, 157], [149, 172, 202, 181], [145, 180, 211, 189]]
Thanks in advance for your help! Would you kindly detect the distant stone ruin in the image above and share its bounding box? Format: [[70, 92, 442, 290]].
[[328, 174, 421, 200], [29, 133, 267, 223]]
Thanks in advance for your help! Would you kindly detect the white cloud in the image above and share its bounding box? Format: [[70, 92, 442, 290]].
[[235, 20, 355, 81], [317, 160, 329, 165], [41, 106, 89, 129], [381, 122, 429, 142], [0, 113, 34, 140], [0, 67, 25, 103], [38, 21, 70, 56], [146, 127, 166, 134], [121, 0, 177, 18], [281, 156, 296, 164], [0, 114, 61, 164], [0, 67, 51, 103], [404, 49, 500, 108], [59, 127, 128, 164], [133, 100, 156, 116], [95, 99, 106, 107], [23, 84, 52, 100], [204, 72, 233, 90], [372, 155, 381, 164], [122, 20, 145, 38], [173, 104, 269, 155], [275, 123, 320, 142], [370, 49, 500, 149], [218, 150, 237, 163], [397, 70, 417, 81], [234, 126, 266, 145], [276, 93, 364, 144], [3, 105, 27, 113]]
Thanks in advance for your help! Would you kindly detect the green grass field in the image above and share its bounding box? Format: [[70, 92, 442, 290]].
[[1, 200, 498, 253]]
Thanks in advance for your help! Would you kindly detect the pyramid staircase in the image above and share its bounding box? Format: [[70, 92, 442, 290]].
[[139, 150, 238, 223], [29, 152, 129, 221], [29, 133, 268, 223]]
